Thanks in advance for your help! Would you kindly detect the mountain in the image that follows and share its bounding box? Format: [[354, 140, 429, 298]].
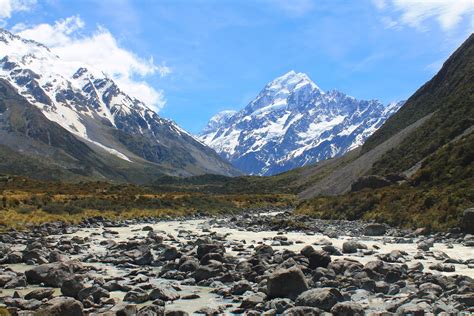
[[293, 34, 474, 230], [199, 70, 403, 176], [0, 28, 239, 182]]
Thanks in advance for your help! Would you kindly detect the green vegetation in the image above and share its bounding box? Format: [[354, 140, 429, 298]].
[[296, 133, 474, 230], [0, 175, 295, 230], [363, 34, 474, 175]]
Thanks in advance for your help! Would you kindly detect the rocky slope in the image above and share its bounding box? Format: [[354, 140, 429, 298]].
[[199, 71, 402, 175], [0, 29, 238, 181]]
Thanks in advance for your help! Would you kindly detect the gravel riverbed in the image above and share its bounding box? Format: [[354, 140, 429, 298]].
[[0, 210, 472, 315]]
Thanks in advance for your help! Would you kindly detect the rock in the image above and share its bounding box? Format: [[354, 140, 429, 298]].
[[300, 245, 316, 257], [363, 223, 387, 236], [307, 250, 331, 269], [179, 259, 199, 272], [77, 285, 110, 303], [25, 260, 83, 287], [255, 244, 274, 257], [3, 297, 43, 310], [194, 265, 221, 282], [453, 293, 474, 307], [149, 284, 180, 301], [295, 288, 343, 312], [196, 244, 225, 259], [231, 280, 253, 295], [137, 304, 165, 316], [124, 289, 149, 303], [267, 267, 309, 300], [414, 227, 430, 235], [461, 208, 474, 234], [264, 298, 295, 314], [396, 303, 428, 315], [162, 247, 180, 261], [4, 276, 26, 288], [429, 263, 455, 272], [35, 297, 84, 316], [240, 292, 266, 309], [342, 241, 367, 254], [417, 239, 434, 251], [24, 288, 55, 300], [374, 281, 389, 294], [107, 303, 138, 316], [165, 311, 188, 316], [282, 306, 322, 315], [330, 301, 364, 315], [61, 275, 85, 298]]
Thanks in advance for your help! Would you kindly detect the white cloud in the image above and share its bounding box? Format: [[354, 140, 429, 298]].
[[0, 0, 35, 23], [14, 16, 170, 111], [373, 0, 474, 31]]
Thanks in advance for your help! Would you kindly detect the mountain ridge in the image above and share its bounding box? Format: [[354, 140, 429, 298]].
[[199, 70, 403, 175], [0, 28, 239, 182]]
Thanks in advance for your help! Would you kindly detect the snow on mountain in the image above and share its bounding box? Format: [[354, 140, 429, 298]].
[[0, 28, 238, 177], [199, 71, 404, 176], [201, 110, 237, 134]]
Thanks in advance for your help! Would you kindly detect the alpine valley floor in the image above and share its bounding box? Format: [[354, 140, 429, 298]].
[[0, 211, 472, 315]]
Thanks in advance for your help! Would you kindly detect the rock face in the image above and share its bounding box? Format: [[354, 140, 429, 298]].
[[267, 267, 309, 300], [199, 71, 403, 175]]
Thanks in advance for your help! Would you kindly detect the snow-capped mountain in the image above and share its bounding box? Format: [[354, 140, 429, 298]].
[[0, 28, 238, 181], [199, 71, 403, 176]]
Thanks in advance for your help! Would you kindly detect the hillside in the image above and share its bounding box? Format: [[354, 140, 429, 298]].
[[289, 33, 474, 198], [0, 29, 239, 183], [292, 34, 474, 230]]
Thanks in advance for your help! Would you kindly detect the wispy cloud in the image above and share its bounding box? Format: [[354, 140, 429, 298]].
[[373, 0, 474, 31], [14, 15, 171, 112], [0, 0, 36, 25]]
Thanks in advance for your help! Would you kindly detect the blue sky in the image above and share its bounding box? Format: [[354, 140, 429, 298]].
[[1, 0, 473, 133]]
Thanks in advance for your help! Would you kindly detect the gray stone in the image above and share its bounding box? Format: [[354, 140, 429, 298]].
[[267, 267, 309, 300], [295, 288, 343, 311]]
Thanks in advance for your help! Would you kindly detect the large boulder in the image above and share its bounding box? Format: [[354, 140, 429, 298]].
[[267, 267, 309, 300], [25, 260, 84, 287], [77, 285, 110, 303], [342, 241, 367, 254], [330, 301, 364, 315], [307, 251, 331, 269], [61, 275, 85, 298], [363, 223, 387, 236], [295, 288, 343, 312], [149, 284, 180, 301], [137, 304, 166, 316], [196, 244, 225, 259], [461, 208, 474, 234], [24, 288, 55, 300], [34, 297, 84, 316], [124, 288, 149, 303]]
